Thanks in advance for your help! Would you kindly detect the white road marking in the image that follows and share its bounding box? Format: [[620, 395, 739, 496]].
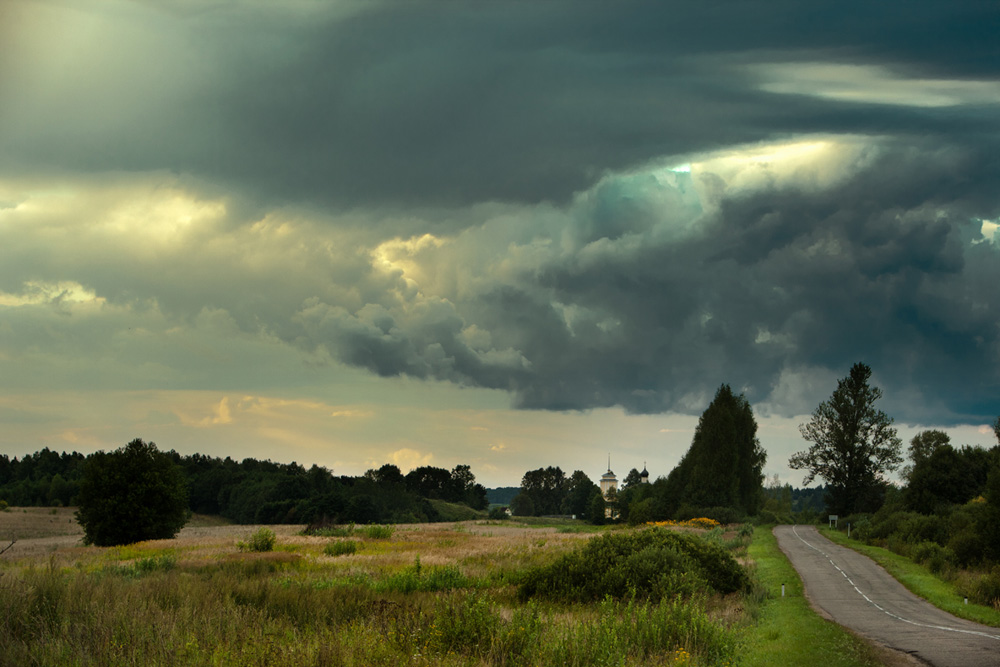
[[789, 525, 1000, 641]]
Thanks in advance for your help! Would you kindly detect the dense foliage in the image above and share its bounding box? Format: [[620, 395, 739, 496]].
[[76, 439, 189, 546], [510, 467, 601, 519], [518, 527, 750, 602], [790, 362, 903, 515], [655, 384, 766, 519]]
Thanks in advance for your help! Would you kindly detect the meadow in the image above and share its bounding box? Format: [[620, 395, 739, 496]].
[[0, 510, 889, 667]]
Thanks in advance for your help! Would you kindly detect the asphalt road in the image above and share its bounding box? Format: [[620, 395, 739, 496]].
[[774, 525, 1000, 666]]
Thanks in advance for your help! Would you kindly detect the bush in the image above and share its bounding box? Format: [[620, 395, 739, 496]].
[[324, 540, 358, 557], [487, 506, 509, 520], [518, 527, 749, 602], [949, 530, 985, 568], [75, 439, 189, 546], [910, 541, 954, 574], [237, 527, 276, 552], [362, 524, 395, 540]]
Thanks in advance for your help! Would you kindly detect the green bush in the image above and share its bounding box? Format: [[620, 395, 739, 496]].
[[487, 506, 509, 520], [910, 541, 954, 574], [518, 527, 748, 602], [362, 524, 395, 540], [949, 530, 985, 568], [324, 540, 358, 557], [237, 527, 276, 552]]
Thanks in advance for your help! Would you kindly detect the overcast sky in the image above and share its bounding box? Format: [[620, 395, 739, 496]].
[[1, 0, 998, 488]]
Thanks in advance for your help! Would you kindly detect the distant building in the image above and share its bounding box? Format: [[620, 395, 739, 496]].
[[600, 457, 619, 519], [600, 457, 650, 520]]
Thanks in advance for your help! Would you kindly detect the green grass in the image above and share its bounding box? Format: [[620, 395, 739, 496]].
[[741, 526, 890, 667], [819, 527, 1000, 628]]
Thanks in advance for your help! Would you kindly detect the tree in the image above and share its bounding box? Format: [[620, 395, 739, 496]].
[[789, 363, 902, 515], [563, 470, 600, 518], [901, 430, 950, 482], [655, 384, 765, 517], [905, 444, 993, 513], [621, 468, 642, 489], [450, 464, 488, 509], [587, 491, 606, 525], [510, 492, 535, 517], [518, 466, 567, 516], [76, 439, 189, 546]]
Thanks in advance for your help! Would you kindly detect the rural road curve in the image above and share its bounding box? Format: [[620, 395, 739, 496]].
[[774, 525, 1000, 666]]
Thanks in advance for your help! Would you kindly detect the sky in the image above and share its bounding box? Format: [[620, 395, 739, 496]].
[[1, 0, 998, 488]]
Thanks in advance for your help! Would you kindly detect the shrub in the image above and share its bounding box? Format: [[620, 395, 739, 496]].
[[324, 540, 358, 557], [910, 541, 954, 574], [518, 527, 748, 602], [0, 500, 8, 511], [487, 506, 509, 520], [949, 530, 985, 568], [363, 524, 395, 540], [237, 527, 276, 552]]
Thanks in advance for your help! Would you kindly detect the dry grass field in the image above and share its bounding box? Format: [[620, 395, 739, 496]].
[[0, 508, 749, 666]]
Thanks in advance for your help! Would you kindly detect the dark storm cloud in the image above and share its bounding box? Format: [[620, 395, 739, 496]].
[[292, 139, 999, 424], [3, 1, 997, 211]]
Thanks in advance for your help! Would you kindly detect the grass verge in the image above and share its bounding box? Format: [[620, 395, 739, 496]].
[[819, 527, 1000, 628], [741, 526, 892, 667]]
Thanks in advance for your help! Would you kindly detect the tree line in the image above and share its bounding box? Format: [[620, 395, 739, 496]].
[[0, 445, 488, 528]]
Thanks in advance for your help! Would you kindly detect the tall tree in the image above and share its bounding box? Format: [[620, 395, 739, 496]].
[[655, 384, 765, 517], [789, 362, 902, 515]]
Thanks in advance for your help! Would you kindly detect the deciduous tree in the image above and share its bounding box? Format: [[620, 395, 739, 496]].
[[789, 363, 902, 515]]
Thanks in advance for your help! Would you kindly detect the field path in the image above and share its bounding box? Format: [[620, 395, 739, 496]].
[[775, 525, 1000, 667]]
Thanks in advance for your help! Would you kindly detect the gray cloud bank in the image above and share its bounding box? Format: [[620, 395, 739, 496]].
[[1, 1, 998, 426]]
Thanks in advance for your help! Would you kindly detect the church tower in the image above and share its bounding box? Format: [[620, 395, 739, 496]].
[[600, 455, 617, 499]]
